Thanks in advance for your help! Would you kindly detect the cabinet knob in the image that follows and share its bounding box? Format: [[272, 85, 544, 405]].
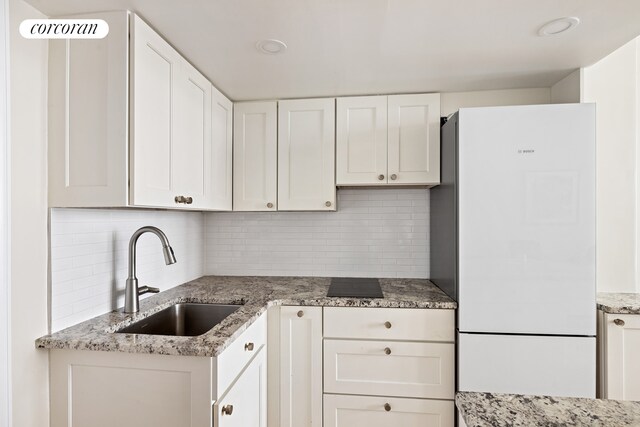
[[174, 195, 185, 204], [384, 347, 391, 355], [384, 321, 392, 329], [384, 403, 391, 412], [614, 318, 626, 327], [185, 196, 193, 204], [378, 174, 385, 181], [325, 201, 332, 207], [390, 174, 397, 180], [297, 310, 304, 318], [267, 202, 274, 209], [221, 404, 234, 416], [244, 342, 254, 351]]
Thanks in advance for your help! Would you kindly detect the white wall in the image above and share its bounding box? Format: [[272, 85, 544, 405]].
[[8, 0, 49, 425], [205, 188, 429, 278], [50, 209, 205, 332], [440, 88, 550, 116], [551, 70, 581, 104], [0, 0, 9, 424], [582, 37, 640, 293]]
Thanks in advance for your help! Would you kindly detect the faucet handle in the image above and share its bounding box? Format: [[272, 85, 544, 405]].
[[138, 285, 160, 295]]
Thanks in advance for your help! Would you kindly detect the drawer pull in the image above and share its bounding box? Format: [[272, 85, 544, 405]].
[[384, 347, 391, 355], [384, 403, 391, 412], [297, 310, 304, 318], [244, 342, 254, 351], [221, 404, 234, 416], [384, 321, 392, 329], [614, 318, 626, 327]]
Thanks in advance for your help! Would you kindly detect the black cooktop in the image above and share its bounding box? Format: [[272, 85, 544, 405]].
[[326, 277, 384, 298]]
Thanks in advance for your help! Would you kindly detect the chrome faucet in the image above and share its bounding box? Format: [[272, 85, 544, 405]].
[[124, 226, 177, 313]]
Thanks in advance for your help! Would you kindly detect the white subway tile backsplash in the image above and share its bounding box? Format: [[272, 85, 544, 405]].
[[204, 188, 430, 278], [50, 209, 204, 332]]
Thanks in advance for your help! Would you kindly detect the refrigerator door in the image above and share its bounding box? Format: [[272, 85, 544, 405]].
[[458, 333, 596, 398], [458, 104, 596, 336]]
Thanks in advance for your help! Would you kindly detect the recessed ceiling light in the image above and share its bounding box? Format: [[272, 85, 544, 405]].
[[538, 17, 580, 36], [256, 39, 287, 55]]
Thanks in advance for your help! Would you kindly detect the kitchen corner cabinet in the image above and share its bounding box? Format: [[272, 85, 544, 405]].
[[50, 312, 267, 427], [278, 306, 323, 427], [233, 99, 336, 212], [598, 311, 640, 400], [336, 93, 441, 186], [48, 11, 232, 210], [233, 101, 278, 211]]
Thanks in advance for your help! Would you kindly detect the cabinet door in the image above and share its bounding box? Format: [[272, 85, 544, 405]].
[[48, 11, 129, 207], [336, 96, 388, 185], [130, 14, 182, 207], [173, 61, 212, 209], [278, 99, 336, 211], [604, 313, 640, 400], [280, 306, 322, 427], [233, 102, 278, 211], [323, 394, 454, 427], [215, 347, 267, 427], [209, 85, 233, 210], [387, 93, 440, 185]]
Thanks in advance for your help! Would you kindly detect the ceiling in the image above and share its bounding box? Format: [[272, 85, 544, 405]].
[[25, 0, 640, 101]]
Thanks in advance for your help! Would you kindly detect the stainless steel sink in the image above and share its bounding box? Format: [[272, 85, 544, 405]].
[[117, 303, 241, 336]]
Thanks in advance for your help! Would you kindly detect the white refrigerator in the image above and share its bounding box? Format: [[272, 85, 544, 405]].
[[431, 103, 596, 398]]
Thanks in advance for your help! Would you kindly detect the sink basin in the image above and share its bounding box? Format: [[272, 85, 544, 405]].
[[117, 303, 241, 336]]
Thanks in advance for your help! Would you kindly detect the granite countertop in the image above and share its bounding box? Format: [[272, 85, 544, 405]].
[[36, 276, 456, 357], [597, 292, 640, 314], [456, 392, 640, 427]]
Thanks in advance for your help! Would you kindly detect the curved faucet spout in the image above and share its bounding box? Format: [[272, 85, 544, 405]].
[[124, 226, 177, 313]]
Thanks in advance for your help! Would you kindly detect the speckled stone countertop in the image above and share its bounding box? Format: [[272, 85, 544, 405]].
[[456, 392, 640, 427], [597, 292, 640, 314], [36, 276, 455, 357]]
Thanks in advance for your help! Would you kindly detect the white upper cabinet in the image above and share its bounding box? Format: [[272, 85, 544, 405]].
[[387, 93, 440, 185], [233, 101, 278, 211], [210, 86, 234, 210], [336, 96, 388, 185], [278, 98, 336, 211], [130, 13, 216, 209], [336, 93, 440, 186], [129, 13, 182, 208], [48, 11, 129, 207], [49, 11, 230, 211]]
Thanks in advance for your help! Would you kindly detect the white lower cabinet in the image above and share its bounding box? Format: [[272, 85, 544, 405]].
[[278, 306, 323, 427], [50, 312, 267, 427], [598, 311, 640, 400], [322, 307, 455, 427], [214, 346, 267, 427], [324, 394, 454, 427]]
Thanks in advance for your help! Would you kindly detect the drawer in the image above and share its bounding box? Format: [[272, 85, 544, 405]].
[[323, 307, 454, 342], [323, 394, 454, 427], [216, 311, 267, 396], [324, 339, 454, 399]]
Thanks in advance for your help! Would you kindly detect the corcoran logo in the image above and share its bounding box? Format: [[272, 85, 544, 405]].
[[20, 19, 109, 39]]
